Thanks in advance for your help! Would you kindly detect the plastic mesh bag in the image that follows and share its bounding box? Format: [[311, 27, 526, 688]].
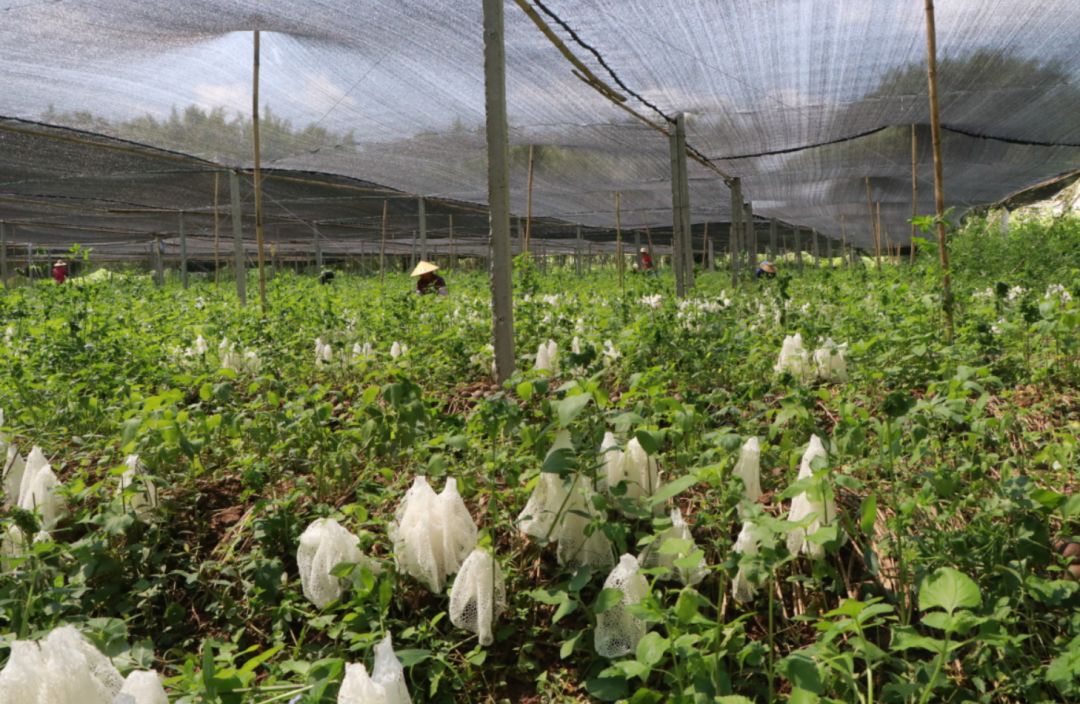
[[449, 549, 507, 646], [639, 508, 707, 586], [534, 339, 558, 373], [608, 437, 660, 503], [297, 517, 381, 608], [516, 430, 574, 541], [774, 333, 812, 382], [594, 554, 649, 659], [0, 625, 125, 704], [597, 431, 622, 493], [112, 670, 169, 704], [116, 454, 159, 520], [786, 435, 836, 560], [18, 446, 64, 529], [389, 476, 477, 592], [732, 520, 767, 603], [556, 476, 615, 570], [315, 337, 334, 366], [734, 437, 762, 507], [2, 444, 25, 508], [338, 633, 412, 704], [813, 338, 848, 382]]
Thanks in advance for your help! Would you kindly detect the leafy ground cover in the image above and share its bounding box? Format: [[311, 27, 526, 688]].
[[1, 215, 1079, 703]]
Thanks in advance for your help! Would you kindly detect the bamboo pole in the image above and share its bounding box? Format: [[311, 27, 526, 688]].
[[615, 191, 623, 292], [575, 224, 582, 276], [876, 202, 884, 267], [865, 177, 881, 270], [380, 199, 388, 284], [702, 221, 709, 269], [841, 215, 848, 267], [229, 170, 246, 305], [910, 123, 918, 263], [251, 30, 268, 314], [213, 172, 221, 286], [153, 236, 164, 286], [179, 211, 188, 288], [669, 116, 688, 296], [729, 178, 742, 287], [746, 201, 757, 273], [418, 196, 427, 260], [484, 0, 516, 381], [524, 144, 534, 255], [769, 218, 778, 260]]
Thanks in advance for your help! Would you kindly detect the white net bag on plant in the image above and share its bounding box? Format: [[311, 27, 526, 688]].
[[0, 625, 125, 704], [594, 554, 649, 659], [2, 443, 25, 508], [734, 437, 762, 507], [597, 431, 622, 493], [774, 333, 812, 381], [517, 430, 574, 541], [786, 435, 836, 560], [449, 549, 507, 646], [315, 337, 334, 367], [297, 517, 381, 608], [18, 446, 64, 529], [611, 438, 660, 502], [556, 476, 615, 570], [116, 454, 159, 519], [639, 507, 707, 586], [389, 476, 477, 592], [732, 520, 768, 603], [112, 670, 169, 704], [338, 633, 412, 704], [813, 338, 848, 382], [534, 339, 558, 373]]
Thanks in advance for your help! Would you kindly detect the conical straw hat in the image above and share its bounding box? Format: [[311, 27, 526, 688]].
[[760, 262, 777, 273], [410, 261, 439, 277]]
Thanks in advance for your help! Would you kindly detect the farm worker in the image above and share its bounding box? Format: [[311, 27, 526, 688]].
[[638, 247, 655, 273], [755, 260, 777, 279], [51, 259, 69, 284], [318, 269, 335, 285], [411, 261, 448, 296]]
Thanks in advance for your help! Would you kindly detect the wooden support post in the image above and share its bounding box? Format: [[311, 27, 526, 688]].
[[213, 172, 221, 286], [811, 228, 820, 268], [380, 199, 388, 284], [251, 30, 268, 314], [483, 0, 516, 382], [826, 233, 833, 268], [418, 196, 428, 260], [866, 177, 882, 270], [229, 169, 247, 305], [524, 144, 534, 255], [410, 231, 417, 267], [153, 236, 164, 287], [516, 216, 523, 255], [875, 202, 884, 268], [449, 215, 457, 269], [707, 237, 714, 271], [615, 191, 623, 292], [0, 221, 7, 286], [669, 114, 689, 296], [910, 123, 919, 263], [178, 211, 189, 288], [729, 178, 742, 287], [746, 202, 757, 274], [314, 226, 324, 270], [841, 215, 849, 267], [769, 218, 778, 260], [575, 225, 583, 276], [795, 228, 804, 271], [26, 243, 32, 281]]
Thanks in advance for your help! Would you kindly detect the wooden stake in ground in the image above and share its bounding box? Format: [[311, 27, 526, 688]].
[[179, 211, 188, 289], [484, 0, 516, 381], [910, 123, 918, 263], [229, 170, 246, 304], [418, 196, 428, 261], [380, 199, 388, 284], [251, 30, 268, 314], [615, 191, 624, 292], [524, 144, 535, 256], [729, 177, 742, 287], [841, 214, 848, 267], [865, 177, 882, 270], [213, 172, 221, 286]]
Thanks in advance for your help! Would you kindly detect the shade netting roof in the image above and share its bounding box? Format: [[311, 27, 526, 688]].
[[1, 0, 1078, 253]]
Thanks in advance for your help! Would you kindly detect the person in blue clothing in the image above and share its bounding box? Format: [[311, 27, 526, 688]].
[[755, 260, 777, 279]]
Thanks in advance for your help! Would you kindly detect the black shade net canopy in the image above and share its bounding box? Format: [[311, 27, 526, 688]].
[[1, 0, 1078, 257]]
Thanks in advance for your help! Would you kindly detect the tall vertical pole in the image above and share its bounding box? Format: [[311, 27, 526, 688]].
[[524, 144, 535, 255], [26, 242, 32, 281], [865, 177, 882, 270], [483, 0, 515, 382], [795, 228, 804, 271], [380, 199, 388, 284], [314, 226, 324, 269], [0, 221, 7, 286], [701, 221, 709, 270], [213, 172, 221, 286], [449, 215, 457, 269], [745, 202, 757, 274], [677, 118, 693, 290], [769, 218, 778, 260], [875, 202, 884, 267], [669, 118, 686, 296], [575, 225, 583, 276], [729, 178, 742, 287], [910, 123, 919, 264], [841, 215, 850, 267], [615, 191, 624, 292], [251, 30, 268, 314], [229, 170, 247, 305], [811, 228, 820, 268], [179, 211, 189, 288], [153, 236, 164, 287], [418, 196, 428, 261], [826, 233, 833, 268]]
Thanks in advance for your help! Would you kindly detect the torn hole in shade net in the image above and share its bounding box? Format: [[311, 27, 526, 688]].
[[516, 430, 574, 542], [638, 507, 708, 587], [338, 633, 412, 704], [389, 476, 477, 593], [449, 549, 507, 646], [0, 625, 125, 704], [813, 338, 848, 382], [594, 554, 650, 659], [785, 435, 837, 560], [115, 454, 159, 520], [734, 437, 762, 511], [297, 517, 381, 609], [556, 475, 616, 570], [534, 339, 558, 374], [732, 519, 769, 604], [113, 670, 169, 704], [18, 446, 65, 530], [774, 333, 813, 382]]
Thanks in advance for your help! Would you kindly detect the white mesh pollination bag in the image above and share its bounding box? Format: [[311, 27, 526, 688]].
[[774, 333, 812, 382], [556, 476, 615, 570], [298, 518, 382, 609], [594, 554, 649, 659], [338, 633, 412, 704], [732, 520, 768, 603], [0, 624, 125, 704], [534, 339, 558, 373], [315, 337, 334, 367], [733, 437, 762, 506], [449, 549, 507, 646], [517, 430, 574, 541], [18, 446, 64, 530], [597, 431, 622, 493], [639, 508, 707, 586], [2, 443, 25, 508], [604, 437, 660, 504], [116, 454, 159, 520], [1, 523, 50, 573], [389, 476, 477, 593], [113, 670, 169, 704], [813, 338, 848, 382], [786, 435, 836, 560]]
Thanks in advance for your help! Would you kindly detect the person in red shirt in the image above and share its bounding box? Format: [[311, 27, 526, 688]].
[[51, 259, 69, 284], [410, 261, 448, 296], [638, 247, 655, 274]]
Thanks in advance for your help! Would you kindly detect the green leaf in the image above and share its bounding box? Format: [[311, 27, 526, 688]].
[[918, 567, 982, 615], [859, 493, 877, 535], [585, 675, 628, 702], [516, 381, 534, 402], [633, 429, 661, 454], [394, 649, 430, 667], [541, 448, 575, 475], [554, 393, 591, 426], [716, 697, 757, 704], [594, 588, 624, 614], [635, 632, 669, 668], [559, 630, 583, 660], [647, 472, 699, 507], [778, 652, 822, 694], [552, 597, 577, 624], [674, 588, 700, 624]]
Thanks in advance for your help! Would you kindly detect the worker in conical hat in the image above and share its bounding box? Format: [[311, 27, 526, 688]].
[[52, 259, 69, 284], [637, 246, 655, 274], [411, 261, 448, 296], [755, 260, 777, 279]]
